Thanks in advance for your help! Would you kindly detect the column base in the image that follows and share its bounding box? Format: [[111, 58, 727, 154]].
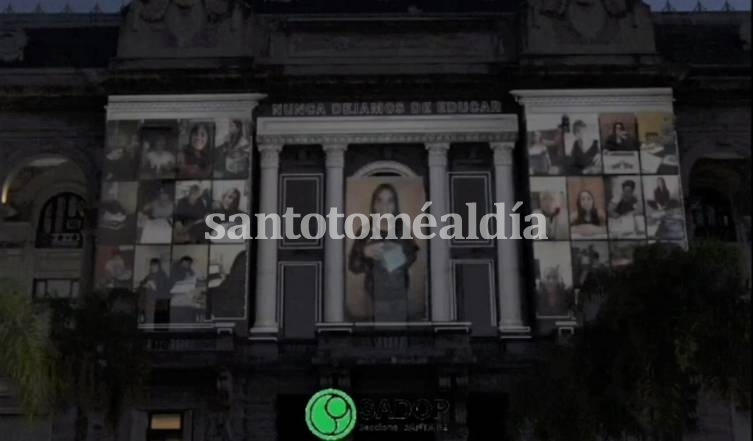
[[498, 325, 532, 340], [249, 325, 279, 341]]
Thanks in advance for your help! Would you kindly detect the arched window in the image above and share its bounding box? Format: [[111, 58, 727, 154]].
[[688, 188, 736, 242], [35, 192, 85, 248]]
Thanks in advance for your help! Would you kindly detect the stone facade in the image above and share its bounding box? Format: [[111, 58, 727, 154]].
[[0, 2, 750, 440]]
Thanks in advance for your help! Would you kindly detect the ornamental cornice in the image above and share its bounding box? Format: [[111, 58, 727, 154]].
[[106, 94, 267, 120], [510, 88, 674, 114], [256, 131, 517, 146]]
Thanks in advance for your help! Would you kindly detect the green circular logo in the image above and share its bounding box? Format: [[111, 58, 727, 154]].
[[305, 388, 357, 441]]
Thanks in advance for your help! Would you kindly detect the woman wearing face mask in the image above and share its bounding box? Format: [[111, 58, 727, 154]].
[[348, 183, 419, 322], [178, 123, 212, 179], [570, 190, 607, 239]]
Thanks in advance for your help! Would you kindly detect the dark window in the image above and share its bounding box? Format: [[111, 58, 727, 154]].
[[279, 174, 324, 249], [449, 172, 493, 247], [452, 260, 496, 336], [35, 193, 85, 248]]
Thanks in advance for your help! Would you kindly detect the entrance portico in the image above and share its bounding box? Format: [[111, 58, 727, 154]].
[[253, 112, 529, 338]]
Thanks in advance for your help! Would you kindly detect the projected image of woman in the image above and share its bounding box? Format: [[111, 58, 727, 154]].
[[348, 183, 419, 322]]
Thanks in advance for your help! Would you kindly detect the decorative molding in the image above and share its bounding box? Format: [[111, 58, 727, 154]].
[[106, 94, 267, 120], [256, 114, 519, 146], [510, 88, 674, 114], [490, 142, 515, 167], [351, 161, 418, 178], [498, 324, 532, 339], [258, 132, 518, 145], [426, 143, 450, 168], [322, 144, 348, 168], [258, 144, 282, 169]]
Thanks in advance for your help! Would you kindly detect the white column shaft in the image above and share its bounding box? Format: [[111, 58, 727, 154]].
[[491, 142, 530, 335], [323, 144, 347, 323], [252, 144, 282, 335], [426, 143, 452, 322]]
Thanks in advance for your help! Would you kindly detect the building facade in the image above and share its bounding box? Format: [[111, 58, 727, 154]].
[[0, 1, 750, 440]]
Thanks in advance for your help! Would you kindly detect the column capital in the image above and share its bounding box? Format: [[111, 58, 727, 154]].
[[490, 142, 515, 167], [258, 144, 282, 169], [426, 142, 450, 168], [323, 144, 348, 168], [322, 143, 348, 152]]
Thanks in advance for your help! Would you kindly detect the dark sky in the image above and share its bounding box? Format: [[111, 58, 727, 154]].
[[5, 0, 751, 13]]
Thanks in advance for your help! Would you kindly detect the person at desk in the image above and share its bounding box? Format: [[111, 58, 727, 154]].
[[174, 184, 210, 243], [168, 255, 204, 323]]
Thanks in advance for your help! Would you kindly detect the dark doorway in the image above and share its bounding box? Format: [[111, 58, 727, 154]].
[[467, 393, 508, 441]]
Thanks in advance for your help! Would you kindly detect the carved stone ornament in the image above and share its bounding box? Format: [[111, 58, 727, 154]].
[[138, 0, 235, 23], [138, 0, 170, 23], [0, 29, 29, 63], [134, 0, 240, 47], [164, 2, 207, 47], [532, 0, 629, 43]]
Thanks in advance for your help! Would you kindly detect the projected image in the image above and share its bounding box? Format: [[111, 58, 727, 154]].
[[563, 114, 601, 175], [208, 244, 247, 319], [98, 181, 138, 244], [173, 180, 212, 244], [527, 114, 567, 175], [95, 245, 134, 291], [607, 176, 646, 239], [177, 121, 214, 179], [530, 177, 569, 240], [643, 175, 686, 240], [571, 241, 609, 290], [600, 113, 640, 174], [134, 245, 172, 325], [534, 241, 574, 319], [137, 181, 175, 244], [567, 177, 608, 240], [139, 126, 177, 180], [214, 119, 251, 179], [638, 113, 679, 174], [346, 177, 426, 322], [104, 121, 140, 181]]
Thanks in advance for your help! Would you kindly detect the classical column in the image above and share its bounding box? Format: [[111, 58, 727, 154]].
[[251, 143, 282, 338], [490, 142, 530, 337], [426, 142, 453, 322], [323, 144, 348, 323]]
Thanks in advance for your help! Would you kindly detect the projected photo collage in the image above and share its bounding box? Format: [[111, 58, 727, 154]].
[[527, 112, 686, 321], [95, 118, 252, 327]]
